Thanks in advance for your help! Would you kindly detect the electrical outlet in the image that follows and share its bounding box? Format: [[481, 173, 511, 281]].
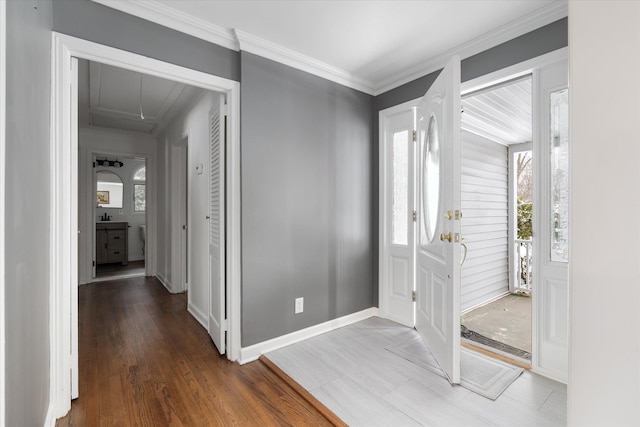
[[295, 297, 304, 314]]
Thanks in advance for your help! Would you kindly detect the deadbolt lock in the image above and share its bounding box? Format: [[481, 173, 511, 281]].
[[445, 210, 463, 220]]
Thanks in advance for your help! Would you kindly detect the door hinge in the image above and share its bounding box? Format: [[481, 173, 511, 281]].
[[92, 161, 96, 168], [412, 290, 416, 302], [412, 210, 417, 222], [92, 260, 95, 267], [412, 130, 417, 142]]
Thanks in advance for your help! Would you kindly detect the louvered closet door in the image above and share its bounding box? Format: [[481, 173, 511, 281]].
[[208, 103, 226, 354]]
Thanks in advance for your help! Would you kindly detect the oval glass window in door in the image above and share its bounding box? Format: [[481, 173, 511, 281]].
[[422, 113, 440, 242]]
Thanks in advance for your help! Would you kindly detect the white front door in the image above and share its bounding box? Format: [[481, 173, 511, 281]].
[[208, 102, 226, 354], [415, 56, 462, 384], [380, 109, 416, 326], [533, 58, 569, 382]]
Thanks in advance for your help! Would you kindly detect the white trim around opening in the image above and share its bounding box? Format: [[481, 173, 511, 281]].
[[0, 1, 6, 425], [50, 32, 242, 420], [378, 46, 568, 382]]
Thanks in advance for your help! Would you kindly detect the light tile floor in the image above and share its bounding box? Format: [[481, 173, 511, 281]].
[[266, 317, 566, 427]]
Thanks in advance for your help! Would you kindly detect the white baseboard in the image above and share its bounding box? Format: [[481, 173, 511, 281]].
[[187, 302, 208, 329], [239, 307, 379, 365], [156, 273, 172, 293], [44, 401, 55, 427]]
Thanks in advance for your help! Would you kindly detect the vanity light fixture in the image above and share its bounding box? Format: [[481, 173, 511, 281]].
[[96, 158, 124, 168]]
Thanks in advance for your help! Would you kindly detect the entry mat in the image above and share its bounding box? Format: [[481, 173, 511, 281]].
[[386, 336, 523, 400]]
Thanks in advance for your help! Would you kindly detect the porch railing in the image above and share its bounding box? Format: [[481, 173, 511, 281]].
[[515, 239, 533, 292]]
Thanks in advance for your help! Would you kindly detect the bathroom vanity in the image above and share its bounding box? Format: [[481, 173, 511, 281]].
[[96, 221, 128, 265]]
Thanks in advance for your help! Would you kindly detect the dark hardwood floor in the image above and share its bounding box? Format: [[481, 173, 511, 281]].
[[56, 277, 336, 426], [95, 260, 146, 279]]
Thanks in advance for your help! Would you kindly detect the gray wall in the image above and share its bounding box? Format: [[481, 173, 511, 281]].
[[47, 1, 567, 349], [5, 0, 53, 425], [241, 52, 374, 346], [372, 17, 568, 304], [52, 0, 240, 82]]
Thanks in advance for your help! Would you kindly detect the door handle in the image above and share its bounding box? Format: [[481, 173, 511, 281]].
[[440, 232, 452, 242], [461, 243, 468, 266]]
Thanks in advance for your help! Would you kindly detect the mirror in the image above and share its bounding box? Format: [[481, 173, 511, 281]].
[[97, 171, 124, 208], [422, 113, 440, 242]]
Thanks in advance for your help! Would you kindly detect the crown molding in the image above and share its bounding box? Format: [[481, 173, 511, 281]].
[[91, 0, 239, 51], [92, 0, 566, 97], [373, 1, 568, 95], [234, 29, 375, 95], [92, 0, 374, 94]]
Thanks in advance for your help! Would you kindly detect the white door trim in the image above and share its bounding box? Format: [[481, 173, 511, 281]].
[[0, 0, 6, 424], [50, 32, 242, 419], [461, 47, 568, 95], [460, 46, 568, 379], [378, 47, 569, 380], [85, 148, 154, 284]]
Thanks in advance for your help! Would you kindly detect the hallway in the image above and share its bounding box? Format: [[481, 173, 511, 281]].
[[56, 277, 334, 426]]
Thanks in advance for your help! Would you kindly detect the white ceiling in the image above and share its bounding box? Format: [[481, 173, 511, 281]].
[[78, 58, 203, 134], [462, 76, 532, 145], [96, 0, 567, 94]]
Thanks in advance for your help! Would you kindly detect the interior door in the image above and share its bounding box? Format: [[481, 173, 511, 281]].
[[415, 56, 462, 384], [208, 100, 226, 354]]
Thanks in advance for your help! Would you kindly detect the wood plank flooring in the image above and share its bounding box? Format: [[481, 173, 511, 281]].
[[265, 317, 567, 427], [56, 277, 336, 426], [96, 260, 146, 279]]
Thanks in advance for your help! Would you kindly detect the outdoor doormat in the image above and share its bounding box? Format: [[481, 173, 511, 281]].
[[461, 325, 532, 360], [386, 336, 524, 400]]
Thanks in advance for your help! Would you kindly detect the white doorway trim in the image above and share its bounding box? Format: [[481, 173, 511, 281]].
[[378, 46, 568, 380], [0, 0, 6, 424], [461, 47, 568, 95], [85, 149, 153, 283], [461, 46, 568, 382], [50, 32, 242, 419]]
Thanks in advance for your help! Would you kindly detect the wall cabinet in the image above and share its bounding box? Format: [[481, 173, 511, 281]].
[[96, 222, 128, 265]]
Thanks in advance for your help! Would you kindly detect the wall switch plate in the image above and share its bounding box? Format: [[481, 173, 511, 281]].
[[295, 297, 304, 314]]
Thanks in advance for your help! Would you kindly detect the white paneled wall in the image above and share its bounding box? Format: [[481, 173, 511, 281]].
[[460, 130, 509, 311]]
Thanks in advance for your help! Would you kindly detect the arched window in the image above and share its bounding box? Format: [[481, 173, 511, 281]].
[[133, 166, 146, 181], [133, 166, 146, 212]]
